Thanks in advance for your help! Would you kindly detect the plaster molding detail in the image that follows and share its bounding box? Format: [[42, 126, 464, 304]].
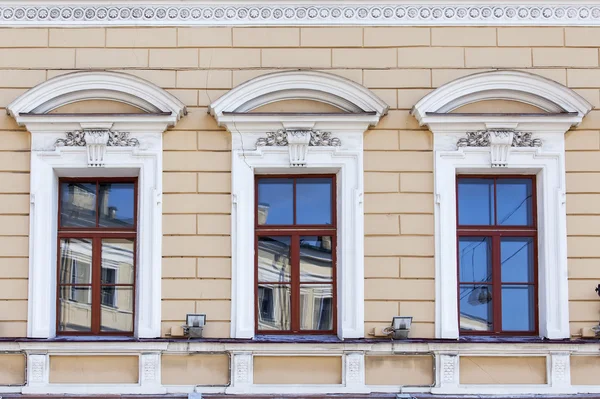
[[210, 70, 388, 119], [550, 352, 571, 388], [7, 71, 186, 124], [140, 353, 161, 389], [55, 129, 140, 167], [412, 70, 592, 125], [457, 129, 542, 167], [26, 354, 49, 387], [256, 129, 341, 167], [3, 3, 600, 26], [345, 353, 365, 388]]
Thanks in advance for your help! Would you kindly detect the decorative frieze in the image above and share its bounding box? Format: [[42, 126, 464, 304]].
[[345, 353, 365, 387], [1, 4, 600, 26], [55, 129, 139, 167], [256, 129, 341, 167], [27, 354, 48, 386], [457, 129, 542, 168]]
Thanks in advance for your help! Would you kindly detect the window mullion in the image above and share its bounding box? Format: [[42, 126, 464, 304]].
[[291, 233, 300, 333], [492, 234, 502, 334], [92, 236, 102, 334]]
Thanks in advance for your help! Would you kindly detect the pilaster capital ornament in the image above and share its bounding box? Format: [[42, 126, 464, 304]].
[[256, 128, 341, 167], [55, 129, 140, 167], [457, 129, 542, 167]]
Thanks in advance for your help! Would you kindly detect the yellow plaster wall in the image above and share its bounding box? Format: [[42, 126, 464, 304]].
[[0, 353, 26, 385], [253, 356, 342, 384], [570, 355, 600, 385], [365, 355, 434, 386], [459, 356, 547, 385], [0, 26, 599, 338], [161, 353, 230, 386], [49, 355, 139, 384]]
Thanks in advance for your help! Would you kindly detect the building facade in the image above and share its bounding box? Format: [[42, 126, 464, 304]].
[[0, 1, 599, 397]]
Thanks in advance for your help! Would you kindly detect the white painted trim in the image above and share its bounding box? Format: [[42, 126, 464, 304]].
[[412, 70, 591, 340], [209, 70, 389, 119], [7, 71, 186, 123], [6, 340, 600, 395], [212, 70, 386, 339], [10, 72, 185, 339], [412, 70, 593, 124], [3, 3, 600, 26], [229, 134, 366, 339]]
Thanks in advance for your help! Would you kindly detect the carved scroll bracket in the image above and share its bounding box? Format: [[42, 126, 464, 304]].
[[457, 129, 542, 168], [256, 128, 341, 167], [55, 129, 140, 167]]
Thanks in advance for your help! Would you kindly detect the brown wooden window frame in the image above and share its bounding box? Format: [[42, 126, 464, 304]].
[[254, 174, 337, 335], [457, 175, 539, 336], [57, 177, 138, 336]]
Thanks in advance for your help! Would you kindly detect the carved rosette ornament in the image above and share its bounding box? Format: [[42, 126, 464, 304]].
[[256, 129, 341, 167], [457, 129, 542, 168], [55, 129, 140, 167]]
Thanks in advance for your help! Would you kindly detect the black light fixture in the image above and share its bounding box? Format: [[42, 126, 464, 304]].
[[596, 284, 600, 297]]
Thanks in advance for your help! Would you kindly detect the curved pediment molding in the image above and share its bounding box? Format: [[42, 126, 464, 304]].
[[412, 70, 592, 126], [209, 70, 389, 122], [7, 71, 186, 124]]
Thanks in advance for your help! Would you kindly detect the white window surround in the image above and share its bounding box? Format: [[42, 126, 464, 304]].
[[7, 71, 186, 338], [412, 70, 592, 340], [209, 71, 388, 339]]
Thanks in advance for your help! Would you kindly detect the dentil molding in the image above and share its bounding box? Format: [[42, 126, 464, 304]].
[[3, 2, 600, 26]]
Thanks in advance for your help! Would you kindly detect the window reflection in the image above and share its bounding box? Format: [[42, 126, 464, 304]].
[[257, 178, 293, 225], [100, 287, 134, 333], [300, 284, 333, 330], [257, 236, 291, 283], [99, 183, 135, 228], [300, 236, 333, 282], [59, 286, 92, 332], [297, 178, 332, 225], [459, 285, 493, 331], [257, 284, 291, 331], [60, 183, 97, 227]]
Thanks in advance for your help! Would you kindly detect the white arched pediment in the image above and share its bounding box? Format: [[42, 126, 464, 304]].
[[7, 71, 186, 123], [209, 70, 389, 120], [412, 70, 592, 126]]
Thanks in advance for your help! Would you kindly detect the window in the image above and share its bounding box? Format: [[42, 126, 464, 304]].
[[57, 178, 137, 335], [457, 176, 537, 335], [255, 175, 336, 334]]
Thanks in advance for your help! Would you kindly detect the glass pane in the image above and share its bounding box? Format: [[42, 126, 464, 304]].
[[501, 285, 535, 331], [58, 286, 92, 332], [296, 178, 333, 225], [300, 236, 333, 282], [458, 178, 494, 226], [458, 237, 492, 283], [257, 178, 293, 225], [497, 179, 534, 226], [459, 284, 493, 331], [257, 284, 291, 331], [300, 284, 334, 330], [60, 182, 97, 227], [99, 183, 135, 228], [101, 239, 135, 285], [501, 237, 535, 283], [100, 286, 134, 332], [59, 238, 92, 285], [257, 236, 291, 282]]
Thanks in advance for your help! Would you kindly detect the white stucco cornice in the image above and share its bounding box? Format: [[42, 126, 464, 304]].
[[3, 2, 600, 26], [7, 71, 187, 126], [412, 70, 593, 129], [209, 70, 389, 123]]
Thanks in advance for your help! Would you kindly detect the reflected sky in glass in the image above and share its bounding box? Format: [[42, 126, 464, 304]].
[[501, 237, 534, 283], [458, 178, 494, 225], [257, 177, 333, 225], [497, 179, 533, 226], [501, 286, 535, 331], [459, 237, 492, 283], [99, 183, 135, 228]]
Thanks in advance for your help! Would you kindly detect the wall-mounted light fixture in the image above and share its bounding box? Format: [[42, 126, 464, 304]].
[[391, 316, 413, 340], [184, 313, 206, 338], [595, 284, 600, 297]]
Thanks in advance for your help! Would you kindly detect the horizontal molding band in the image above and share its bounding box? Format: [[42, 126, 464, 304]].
[[2, 3, 600, 26]]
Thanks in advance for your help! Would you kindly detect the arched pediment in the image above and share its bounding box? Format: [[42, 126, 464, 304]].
[[7, 71, 186, 121], [209, 70, 389, 119], [412, 70, 592, 125]]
